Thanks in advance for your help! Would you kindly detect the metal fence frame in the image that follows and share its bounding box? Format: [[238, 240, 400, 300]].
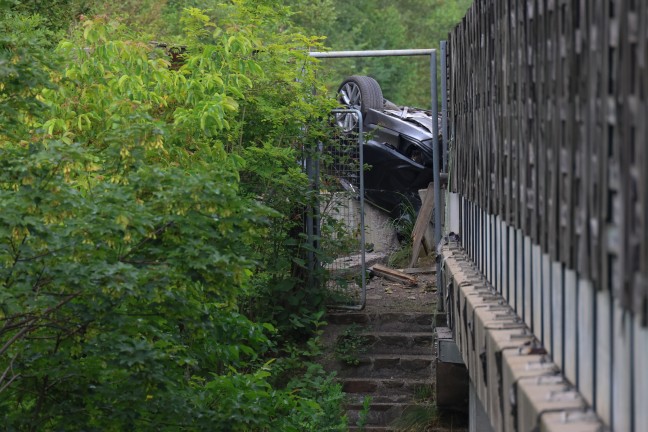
[[308, 49, 443, 310]]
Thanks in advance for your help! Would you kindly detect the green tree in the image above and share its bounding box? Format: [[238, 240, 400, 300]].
[[0, 13, 56, 141], [4, 0, 91, 36], [1, 4, 345, 430]]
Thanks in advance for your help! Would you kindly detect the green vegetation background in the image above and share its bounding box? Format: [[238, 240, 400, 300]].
[[288, 0, 473, 106], [0, 0, 469, 430]]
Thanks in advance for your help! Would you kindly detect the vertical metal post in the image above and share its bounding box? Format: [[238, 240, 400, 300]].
[[431, 51, 443, 311], [313, 142, 322, 287], [441, 41, 449, 172], [358, 112, 367, 309], [305, 147, 316, 288]]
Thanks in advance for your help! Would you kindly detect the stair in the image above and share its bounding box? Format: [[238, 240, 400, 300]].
[[321, 311, 437, 431]]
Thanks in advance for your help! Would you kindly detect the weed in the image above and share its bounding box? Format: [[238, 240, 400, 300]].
[[387, 198, 418, 268], [388, 243, 414, 268], [389, 197, 418, 241], [391, 384, 438, 432], [334, 324, 370, 365], [390, 404, 440, 431], [413, 384, 434, 402], [355, 395, 372, 431]]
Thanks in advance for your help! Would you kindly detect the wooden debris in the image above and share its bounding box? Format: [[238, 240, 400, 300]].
[[408, 182, 435, 268], [401, 267, 437, 275], [370, 264, 417, 286]]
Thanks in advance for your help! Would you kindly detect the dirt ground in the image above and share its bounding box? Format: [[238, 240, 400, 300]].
[[363, 253, 438, 313]]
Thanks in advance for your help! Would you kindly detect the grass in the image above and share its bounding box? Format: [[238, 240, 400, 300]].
[[386, 197, 419, 269], [387, 243, 414, 268], [390, 404, 440, 432]]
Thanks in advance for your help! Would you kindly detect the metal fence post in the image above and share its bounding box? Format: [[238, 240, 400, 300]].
[[441, 40, 449, 173], [431, 51, 443, 312], [305, 144, 317, 289]]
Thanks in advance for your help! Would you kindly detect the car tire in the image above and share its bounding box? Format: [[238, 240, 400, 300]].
[[336, 75, 384, 132]]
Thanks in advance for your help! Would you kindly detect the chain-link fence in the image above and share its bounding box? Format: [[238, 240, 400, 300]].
[[310, 109, 367, 309]]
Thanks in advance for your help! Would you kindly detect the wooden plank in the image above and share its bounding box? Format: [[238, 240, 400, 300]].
[[547, 0, 561, 262], [370, 264, 417, 286], [638, 0, 648, 324], [578, 0, 598, 280], [596, 0, 612, 293], [408, 182, 435, 268], [496, 0, 503, 223], [537, 0, 549, 251], [496, 0, 505, 219], [529, 0, 540, 245], [401, 267, 437, 275], [561, 0, 576, 269], [518, 0, 530, 236], [618, 0, 633, 312]]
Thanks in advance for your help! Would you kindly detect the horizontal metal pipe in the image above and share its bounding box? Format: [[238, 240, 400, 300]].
[[309, 49, 436, 58]]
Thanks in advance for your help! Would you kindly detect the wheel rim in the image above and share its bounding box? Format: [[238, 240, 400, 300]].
[[336, 81, 362, 132]]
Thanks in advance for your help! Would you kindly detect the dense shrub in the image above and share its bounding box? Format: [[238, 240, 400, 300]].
[[1, 3, 343, 430]]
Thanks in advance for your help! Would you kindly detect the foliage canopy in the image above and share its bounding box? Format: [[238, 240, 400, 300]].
[[1, 2, 342, 430]]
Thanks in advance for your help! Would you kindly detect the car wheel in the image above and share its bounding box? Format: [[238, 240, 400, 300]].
[[336, 75, 384, 132]]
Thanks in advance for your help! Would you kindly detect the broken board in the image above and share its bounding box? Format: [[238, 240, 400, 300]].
[[370, 264, 417, 286], [401, 267, 437, 275], [408, 182, 435, 268]]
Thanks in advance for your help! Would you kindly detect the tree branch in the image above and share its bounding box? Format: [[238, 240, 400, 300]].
[[0, 293, 79, 356], [0, 354, 20, 394]]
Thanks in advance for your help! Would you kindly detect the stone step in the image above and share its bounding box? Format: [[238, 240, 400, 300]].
[[322, 328, 434, 356], [361, 331, 435, 355], [343, 378, 434, 411], [326, 311, 439, 332], [348, 418, 468, 432], [348, 427, 394, 432], [347, 393, 413, 404], [346, 402, 409, 427], [347, 403, 464, 431], [346, 402, 434, 427], [321, 309, 445, 430], [341, 377, 433, 399], [335, 354, 434, 379]]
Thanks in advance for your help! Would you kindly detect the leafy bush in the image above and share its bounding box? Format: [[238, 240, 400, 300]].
[[6, 0, 91, 35], [1, 3, 343, 430]]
